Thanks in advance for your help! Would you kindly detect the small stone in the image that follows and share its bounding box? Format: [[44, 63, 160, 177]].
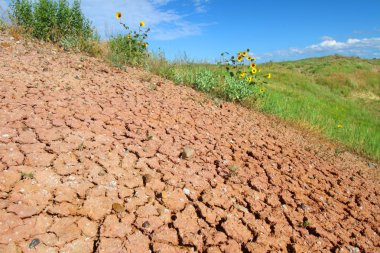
[[143, 174, 152, 185], [347, 246, 360, 253], [142, 221, 150, 228], [234, 203, 248, 213], [29, 238, 40, 249], [112, 203, 124, 213], [180, 146, 194, 159], [368, 162, 376, 169], [183, 188, 191, 196]]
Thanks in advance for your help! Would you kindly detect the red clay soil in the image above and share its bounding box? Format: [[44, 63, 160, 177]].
[[0, 31, 379, 253]]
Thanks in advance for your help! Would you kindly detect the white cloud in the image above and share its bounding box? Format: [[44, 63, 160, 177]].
[[80, 0, 210, 40], [192, 0, 209, 13], [258, 37, 380, 62]]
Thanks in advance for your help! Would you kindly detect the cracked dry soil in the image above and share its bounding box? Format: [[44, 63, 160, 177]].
[[0, 32, 379, 253]]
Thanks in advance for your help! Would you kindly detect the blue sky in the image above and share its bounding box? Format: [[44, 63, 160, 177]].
[[2, 0, 380, 62]]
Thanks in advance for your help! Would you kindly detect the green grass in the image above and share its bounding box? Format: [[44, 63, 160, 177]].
[[148, 55, 380, 161], [259, 56, 380, 160]]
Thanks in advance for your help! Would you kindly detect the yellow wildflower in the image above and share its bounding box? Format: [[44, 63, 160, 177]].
[[260, 87, 266, 93], [265, 73, 271, 79], [137, 41, 141, 45], [140, 21, 145, 27], [115, 12, 122, 19], [337, 124, 343, 128], [251, 57, 256, 62], [239, 72, 246, 79], [251, 67, 257, 74], [143, 42, 148, 47], [242, 51, 247, 57], [237, 55, 243, 62], [246, 76, 252, 83], [247, 56, 252, 61], [250, 63, 256, 69]]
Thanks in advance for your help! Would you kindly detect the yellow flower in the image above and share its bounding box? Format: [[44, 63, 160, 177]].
[[238, 51, 242, 56], [127, 35, 131, 39], [265, 73, 271, 79], [115, 12, 122, 19], [337, 124, 343, 128], [251, 67, 257, 74], [137, 41, 141, 45], [140, 21, 145, 27], [242, 51, 247, 57], [247, 56, 252, 61], [246, 76, 252, 83], [251, 57, 256, 62], [260, 88, 266, 93], [143, 42, 148, 47], [239, 72, 246, 79], [250, 63, 256, 69], [237, 55, 243, 62]]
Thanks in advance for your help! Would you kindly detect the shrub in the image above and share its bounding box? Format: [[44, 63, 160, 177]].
[[195, 69, 216, 92], [9, 0, 98, 53], [108, 13, 150, 66], [223, 76, 256, 101], [218, 49, 271, 101]]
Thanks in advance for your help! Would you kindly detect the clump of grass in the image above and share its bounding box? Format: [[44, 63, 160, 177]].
[[108, 12, 150, 67], [20, 172, 34, 180], [228, 165, 240, 174], [9, 0, 98, 54]]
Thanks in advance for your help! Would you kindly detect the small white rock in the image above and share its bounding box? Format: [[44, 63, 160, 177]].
[[183, 188, 191, 196]]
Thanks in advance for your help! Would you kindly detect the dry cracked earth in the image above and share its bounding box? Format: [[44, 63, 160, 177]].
[[0, 31, 379, 253]]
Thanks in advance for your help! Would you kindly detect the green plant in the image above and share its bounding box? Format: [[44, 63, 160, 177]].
[[20, 172, 34, 180], [219, 49, 271, 82], [223, 76, 256, 102], [195, 69, 216, 92], [10, 0, 33, 29], [217, 49, 272, 101], [108, 12, 150, 66], [227, 165, 240, 177], [9, 0, 98, 53], [299, 218, 311, 228]]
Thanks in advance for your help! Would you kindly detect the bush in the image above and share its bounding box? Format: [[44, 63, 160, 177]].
[[195, 69, 216, 92], [223, 76, 256, 102], [9, 0, 98, 53]]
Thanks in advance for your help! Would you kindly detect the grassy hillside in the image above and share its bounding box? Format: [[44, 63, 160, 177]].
[[148, 55, 380, 160], [258, 56, 380, 160]]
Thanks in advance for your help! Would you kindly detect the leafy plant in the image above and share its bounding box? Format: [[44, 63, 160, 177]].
[[108, 12, 150, 66], [223, 75, 256, 101], [195, 69, 216, 92]]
